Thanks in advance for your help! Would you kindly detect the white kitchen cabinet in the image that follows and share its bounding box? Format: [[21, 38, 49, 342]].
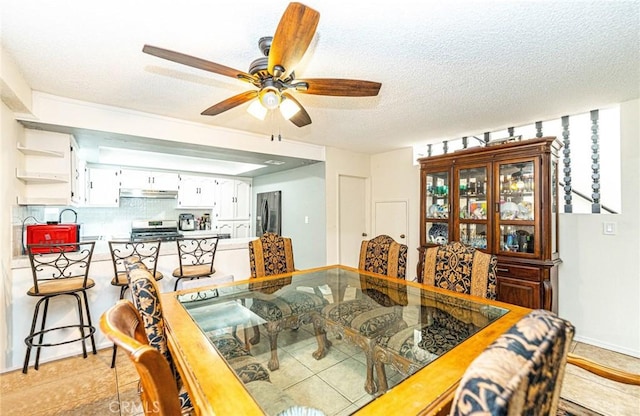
[[70, 136, 85, 205], [119, 169, 179, 190], [16, 130, 77, 206], [85, 166, 120, 207], [216, 220, 251, 238], [215, 178, 251, 220], [177, 174, 216, 208]]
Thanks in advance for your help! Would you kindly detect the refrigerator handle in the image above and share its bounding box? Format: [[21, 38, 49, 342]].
[[261, 199, 269, 234]]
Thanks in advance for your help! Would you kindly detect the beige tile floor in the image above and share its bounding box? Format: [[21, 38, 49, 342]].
[[2, 326, 639, 416]]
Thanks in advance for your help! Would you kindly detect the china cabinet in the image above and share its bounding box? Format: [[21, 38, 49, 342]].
[[417, 137, 562, 311]]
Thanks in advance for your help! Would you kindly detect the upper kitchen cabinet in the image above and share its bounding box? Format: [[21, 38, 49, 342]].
[[16, 130, 80, 206], [85, 165, 120, 207], [177, 174, 216, 208], [215, 178, 251, 220], [418, 137, 562, 311], [119, 169, 179, 191]]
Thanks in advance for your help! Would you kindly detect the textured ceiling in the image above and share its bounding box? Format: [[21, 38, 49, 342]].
[[1, 0, 639, 155]]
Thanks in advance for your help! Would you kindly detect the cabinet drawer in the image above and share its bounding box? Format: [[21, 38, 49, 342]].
[[495, 263, 542, 282]]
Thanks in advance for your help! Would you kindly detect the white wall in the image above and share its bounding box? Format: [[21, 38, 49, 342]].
[[324, 147, 371, 265], [1, 103, 21, 369], [370, 147, 421, 280], [558, 99, 640, 357], [252, 162, 327, 269]]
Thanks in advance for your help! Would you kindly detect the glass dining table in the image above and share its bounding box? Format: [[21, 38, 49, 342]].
[[159, 265, 532, 416]]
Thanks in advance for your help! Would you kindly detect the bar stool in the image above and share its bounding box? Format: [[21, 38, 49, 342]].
[[172, 236, 219, 291], [23, 242, 97, 374], [108, 239, 163, 367]]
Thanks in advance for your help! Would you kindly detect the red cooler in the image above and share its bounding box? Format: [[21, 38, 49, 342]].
[[26, 224, 80, 253]]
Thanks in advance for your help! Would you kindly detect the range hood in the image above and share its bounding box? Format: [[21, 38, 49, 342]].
[[119, 188, 178, 199]]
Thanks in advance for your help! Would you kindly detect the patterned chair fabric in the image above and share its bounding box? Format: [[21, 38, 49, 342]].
[[449, 309, 575, 416], [359, 234, 408, 279], [247, 233, 328, 371], [125, 257, 192, 410], [379, 308, 480, 366], [423, 241, 497, 299]]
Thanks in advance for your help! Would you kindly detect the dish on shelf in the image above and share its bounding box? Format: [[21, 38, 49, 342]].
[[428, 204, 447, 219], [517, 201, 533, 219], [500, 201, 519, 220], [428, 223, 448, 244], [468, 201, 487, 220]]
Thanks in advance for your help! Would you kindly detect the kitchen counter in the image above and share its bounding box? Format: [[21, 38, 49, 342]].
[[10, 236, 255, 269]]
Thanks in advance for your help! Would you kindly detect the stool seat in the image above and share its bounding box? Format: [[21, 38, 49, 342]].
[[172, 265, 215, 279], [28, 278, 96, 296]]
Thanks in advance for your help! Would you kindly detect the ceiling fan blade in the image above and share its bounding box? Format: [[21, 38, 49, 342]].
[[282, 92, 312, 127], [268, 3, 320, 79], [143, 44, 256, 82], [201, 90, 258, 116], [299, 78, 382, 97]]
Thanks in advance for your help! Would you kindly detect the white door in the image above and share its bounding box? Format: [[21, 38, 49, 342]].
[[374, 200, 408, 244], [338, 175, 367, 268]]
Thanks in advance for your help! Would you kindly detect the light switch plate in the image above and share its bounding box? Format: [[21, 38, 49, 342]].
[[603, 222, 617, 235]]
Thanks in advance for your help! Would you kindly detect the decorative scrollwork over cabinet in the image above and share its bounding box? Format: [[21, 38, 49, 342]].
[[417, 137, 562, 311]]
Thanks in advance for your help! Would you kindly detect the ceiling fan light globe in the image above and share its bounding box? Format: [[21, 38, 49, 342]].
[[280, 98, 301, 120], [259, 88, 280, 110], [247, 100, 267, 120]]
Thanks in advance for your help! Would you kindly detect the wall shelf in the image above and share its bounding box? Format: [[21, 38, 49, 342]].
[[16, 169, 69, 184], [17, 144, 65, 158]]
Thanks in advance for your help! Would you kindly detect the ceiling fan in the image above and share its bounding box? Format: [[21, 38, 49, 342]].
[[142, 2, 381, 128]]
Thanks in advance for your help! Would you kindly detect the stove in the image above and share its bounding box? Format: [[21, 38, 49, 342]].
[[130, 220, 183, 242]]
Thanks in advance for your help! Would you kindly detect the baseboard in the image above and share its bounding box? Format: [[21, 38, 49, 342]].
[[573, 334, 640, 359]]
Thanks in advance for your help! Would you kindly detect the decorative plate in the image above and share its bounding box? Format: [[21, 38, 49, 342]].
[[428, 223, 448, 244]]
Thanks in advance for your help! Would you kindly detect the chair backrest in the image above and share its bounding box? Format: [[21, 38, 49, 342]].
[[27, 242, 95, 294], [249, 232, 295, 278], [450, 309, 575, 416], [358, 235, 408, 279], [175, 236, 219, 275], [423, 241, 497, 299], [100, 300, 182, 416], [124, 257, 173, 366], [109, 239, 161, 279]]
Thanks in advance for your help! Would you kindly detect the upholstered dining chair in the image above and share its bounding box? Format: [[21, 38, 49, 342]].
[[108, 239, 163, 368], [125, 257, 193, 412], [100, 300, 189, 416], [373, 240, 497, 392], [172, 236, 219, 291], [248, 232, 328, 371], [312, 235, 409, 394], [422, 240, 497, 299], [449, 309, 574, 416]]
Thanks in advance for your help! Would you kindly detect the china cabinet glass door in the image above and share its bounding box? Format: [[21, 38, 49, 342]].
[[496, 160, 536, 255], [425, 171, 449, 245], [457, 166, 489, 249]]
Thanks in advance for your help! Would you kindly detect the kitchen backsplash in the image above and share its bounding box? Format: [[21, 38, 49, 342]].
[[12, 198, 212, 256]]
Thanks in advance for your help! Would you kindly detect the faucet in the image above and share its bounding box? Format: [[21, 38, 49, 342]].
[[58, 208, 78, 224]]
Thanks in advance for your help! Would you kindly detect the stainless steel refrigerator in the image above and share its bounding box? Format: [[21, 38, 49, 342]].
[[255, 191, 281, 236]]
